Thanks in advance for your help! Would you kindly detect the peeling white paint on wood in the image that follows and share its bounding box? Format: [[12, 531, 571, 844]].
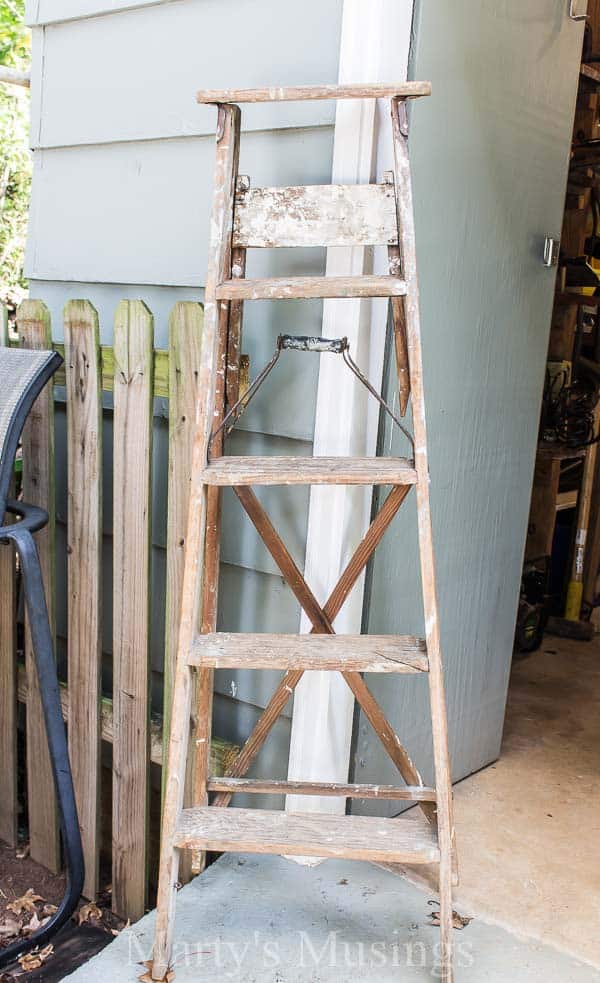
[[234, 183, 398, 248]]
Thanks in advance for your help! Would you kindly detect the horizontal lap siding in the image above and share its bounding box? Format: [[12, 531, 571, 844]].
[[26, 0, 181, 26], [28, 0, 340, 146], [27, 0, 343, 768], [26, 129, 335, 287]]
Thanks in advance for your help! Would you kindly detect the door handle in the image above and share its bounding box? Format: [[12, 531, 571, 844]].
[[569, 0, 588, 21]]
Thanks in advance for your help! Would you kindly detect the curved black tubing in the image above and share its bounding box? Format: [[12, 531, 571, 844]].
[[0, 502, 84, 970]]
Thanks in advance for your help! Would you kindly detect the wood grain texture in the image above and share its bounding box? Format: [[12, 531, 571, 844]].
[[64, 300, 102, 900], [525, 457, 561, 561], [210, 486, 414, 809], [18, 299, 61, 873], [192, 284, 229, 876], [190, 632, 428, 672], [197, 81, 432, 104], [215, 275, 407, 300], [225, 245, 246, 409], [16, 664, 239, 772], [206, 778, 436, 801], [0, 304, 17, 848], [163, 302, 203, 807], [202, 456, 417, 485], [112, 300, 154, 921], [584, 436, 600, 609], [233, 184, 398, 248], [386, 232, 411, 415], [343, 672, 433, 823], [174, 807, 440, 864], [235, 487, 433, 823], [53, 343, 169, 397], [152, 103, 241, 982], [391, 97, 454, 980], [566, 402, 600, 618]]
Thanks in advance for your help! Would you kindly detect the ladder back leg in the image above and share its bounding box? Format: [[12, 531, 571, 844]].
[[152, 103, 241, 982], [391, 96, 455, 981]]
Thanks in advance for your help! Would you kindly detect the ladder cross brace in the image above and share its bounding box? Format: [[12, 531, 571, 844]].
[[209, 484, 435, 824]]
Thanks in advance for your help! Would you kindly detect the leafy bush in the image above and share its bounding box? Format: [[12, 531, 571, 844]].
[[0, 0, 30, 308]]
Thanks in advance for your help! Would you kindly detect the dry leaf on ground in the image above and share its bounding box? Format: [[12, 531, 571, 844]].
[[76, 902, 102, 925], [42, 903, 58, 917], [427, 903, 472, 930], [0, 916, 20, 939], [18, 944, 54, 971], [22, 911, 50, 935], [7, 889, 44, 916], [110, 918, 130, 937]]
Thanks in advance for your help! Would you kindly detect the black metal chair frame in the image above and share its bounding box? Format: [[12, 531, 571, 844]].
[[0, 349, 84, 969]]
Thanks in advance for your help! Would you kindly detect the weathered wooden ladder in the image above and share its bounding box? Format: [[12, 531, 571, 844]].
[[152, 81, 456, 983]]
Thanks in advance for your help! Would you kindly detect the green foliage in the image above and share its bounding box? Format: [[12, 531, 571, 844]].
[[0, 0, 29, 67], [0, 0, 30, 306]]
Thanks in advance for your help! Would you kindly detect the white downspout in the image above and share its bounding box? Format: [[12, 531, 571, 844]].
[[286, 0, 416, 837]]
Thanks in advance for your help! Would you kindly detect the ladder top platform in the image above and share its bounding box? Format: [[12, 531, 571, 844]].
[[197, 81, 432, 105]]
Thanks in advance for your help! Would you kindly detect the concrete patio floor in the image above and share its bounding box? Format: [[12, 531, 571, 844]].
[[63, 851, 598, 983], [64, 637, 599, 983]]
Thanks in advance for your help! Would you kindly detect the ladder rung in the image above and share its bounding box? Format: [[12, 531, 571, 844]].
[[200, 456, 417, 486], [174, 807, 440, 864], [189, 633, 428, 672], [206, 778, 437, 802], [215, 275, 407, 300]]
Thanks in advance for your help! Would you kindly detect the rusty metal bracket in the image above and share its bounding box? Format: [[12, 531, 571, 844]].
[[208, 333, 414, 459]]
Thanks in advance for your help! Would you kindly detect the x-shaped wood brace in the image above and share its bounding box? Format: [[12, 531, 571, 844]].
[[210, 482, 436, 826]]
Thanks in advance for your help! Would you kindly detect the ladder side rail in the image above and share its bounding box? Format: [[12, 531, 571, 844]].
[[391, 96, 455, 983], [152, 102, 241, 982], [189, 297, 230, 877], [225, 243, 247, 407], [193, 217, 248, 869]]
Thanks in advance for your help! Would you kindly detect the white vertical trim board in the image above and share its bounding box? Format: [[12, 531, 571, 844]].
[[286, 0, 416, 830]]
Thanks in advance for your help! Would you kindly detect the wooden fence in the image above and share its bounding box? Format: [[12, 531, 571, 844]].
[[0, 298, 239, 920]]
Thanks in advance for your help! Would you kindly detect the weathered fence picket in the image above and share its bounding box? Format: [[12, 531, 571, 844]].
[[164, 302, 204, 882], [18, 300, 61, 874], [112, 300, 154, 920], [64, 300, 103, 901], [0, 295, 239, 920]]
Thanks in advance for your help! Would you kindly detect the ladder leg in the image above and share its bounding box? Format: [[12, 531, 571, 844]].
[[391, 96, 455, 982], [191, 290, 230, 873], [152, 664, 192, 980], [152, 102, 241, 981]]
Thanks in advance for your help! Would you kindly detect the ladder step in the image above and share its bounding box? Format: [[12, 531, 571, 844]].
[[206, 778, 437, 802], [174, 807, 440, 864], [215, 275, 407, 300], [233, 184, 399, 249], [200, 456, 417, 486], [189, 633, 428, 672]]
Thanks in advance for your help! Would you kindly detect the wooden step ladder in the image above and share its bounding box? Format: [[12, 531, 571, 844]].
[[152, 82, 456, 983]]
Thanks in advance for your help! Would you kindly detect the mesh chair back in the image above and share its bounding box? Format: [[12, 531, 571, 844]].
[[0, 347, 62, 520]]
